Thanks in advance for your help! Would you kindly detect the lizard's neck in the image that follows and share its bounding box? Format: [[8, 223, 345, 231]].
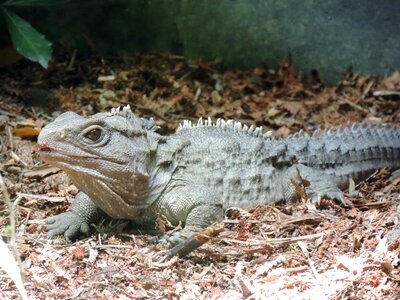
[[145, 134, 192, 202], [65, 163, 152, 219]]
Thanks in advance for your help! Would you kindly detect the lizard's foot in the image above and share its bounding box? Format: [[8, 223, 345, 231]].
[[290, 164, 351, 207], [348, 189, 364, 198], [376, 204, 400, 251], [377, 224, 400, 251], [160, 227, 197, 245], [307, 188, 349, 206], [46, 211, 90, 239], [389, 168, 400, 181]]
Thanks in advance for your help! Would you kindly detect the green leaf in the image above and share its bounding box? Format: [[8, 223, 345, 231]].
[[0, 6, 52, 68], [3, 0, 69, 6]]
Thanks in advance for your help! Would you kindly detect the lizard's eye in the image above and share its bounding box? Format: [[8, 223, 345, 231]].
[[84, 128, 102, 142]]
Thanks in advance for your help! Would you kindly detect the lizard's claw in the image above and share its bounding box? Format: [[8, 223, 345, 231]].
[[46, 211, 90, 239]]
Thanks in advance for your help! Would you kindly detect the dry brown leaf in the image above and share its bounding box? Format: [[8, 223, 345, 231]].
[[71, 245, 85, 260], [12, 127, 40, 139], [278, 100, 304, 116], [379, 71, 400, 90]]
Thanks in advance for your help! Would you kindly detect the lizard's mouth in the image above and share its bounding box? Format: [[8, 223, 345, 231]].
[[38, 145, 78, 166], [38, 144, 65, 160], [38, 144, 59, 161], [37, 144, 110, 162]]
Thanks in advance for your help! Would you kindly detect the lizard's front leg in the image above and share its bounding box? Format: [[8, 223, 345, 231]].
[[46, 191, 103, 239], [153, 183, 224, 244]]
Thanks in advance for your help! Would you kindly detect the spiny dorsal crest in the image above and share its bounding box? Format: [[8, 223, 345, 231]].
[[109, 104, 135, 117], [177, 117, 273, 139], [108, 105, 159, 132], [288, 122, 398, 140], [108, 104, 140, 121]]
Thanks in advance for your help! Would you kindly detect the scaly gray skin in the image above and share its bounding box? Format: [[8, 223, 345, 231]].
[[38, 106, 400, 243]]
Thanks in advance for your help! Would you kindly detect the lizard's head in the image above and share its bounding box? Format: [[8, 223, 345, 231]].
[[37, 106, 158, 218]]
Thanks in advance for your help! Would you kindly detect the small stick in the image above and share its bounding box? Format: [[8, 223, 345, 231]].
[[372, 90, 400, 98], [167, 224, 224, 258]]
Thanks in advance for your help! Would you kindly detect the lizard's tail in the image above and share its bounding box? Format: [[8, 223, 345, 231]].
[[291, 123, 400, 188]]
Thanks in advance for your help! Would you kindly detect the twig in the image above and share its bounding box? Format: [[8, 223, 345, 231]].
[[0, 174, 13, 244], [372, 90, 400, 98], [235, 261, 254, 299], [297, 241, 320, 279], [340, 98, 370, 113], [10, 151, 28, 167], [352, 201, 390, 208], [223, 230, 333, 247], [167, 224, 224, 257], [361, 80, 375, 98], [193, 87, 202, 103], [93, 244, 135, 250], [0, 110, 18, 118], [16, 192, 67, 203], [224, 219, 262, 224], [67, 49, 78, 71], [6, 125, 14, 151], [0, 173, 25, 280]]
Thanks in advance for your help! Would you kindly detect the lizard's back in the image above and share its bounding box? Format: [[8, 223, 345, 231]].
[[169, 121, 400, 208]]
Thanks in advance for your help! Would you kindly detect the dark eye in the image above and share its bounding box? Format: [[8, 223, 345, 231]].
[[85, 128, 102, 141]]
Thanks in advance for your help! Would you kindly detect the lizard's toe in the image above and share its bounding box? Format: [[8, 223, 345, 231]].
[[45, 211, 90, 239], [160, 232, 186, 245], [46, 215, 72, 238]]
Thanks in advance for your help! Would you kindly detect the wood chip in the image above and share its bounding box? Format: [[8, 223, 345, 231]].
[[23, 166, 60, 178]]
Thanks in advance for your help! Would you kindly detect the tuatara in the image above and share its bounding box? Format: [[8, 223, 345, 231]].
[[37, 106, 400, 243]]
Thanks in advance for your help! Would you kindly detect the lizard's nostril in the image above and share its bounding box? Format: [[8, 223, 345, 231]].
[[39, 145, 51, 152]]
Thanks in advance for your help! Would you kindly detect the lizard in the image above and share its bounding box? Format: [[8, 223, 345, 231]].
[[37, 106, 400, 243]]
